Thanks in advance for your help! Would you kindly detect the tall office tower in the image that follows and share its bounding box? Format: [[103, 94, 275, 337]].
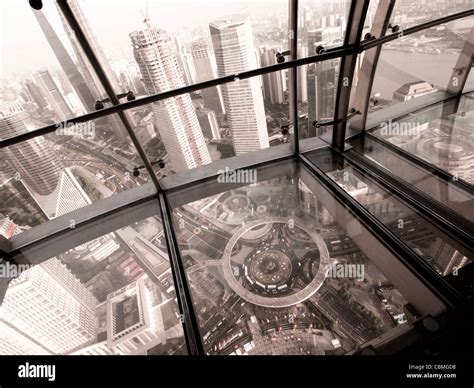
[[307, 59, 339, 136], [33, 9, 96, 113], [260, 47, 286, 105], [210, 15, 269, 155], [57, 0, 123, 97], [0, 102, 91, 218], [307, 65, 317, 137], [0, 101, 62, 196], [130, 22, 211, 172], [0, 321, 52, 355], [196, 107, 221, 141], [174, 37, 198, 86], [297, 46, 308, 103], [56, 0, 128, 140], [307, 27, 342, 55], [299, 6, 311, 37], [0, 257, 98, 355], [34, 69, 73, 121], [190, 40, 225, 115], [24, 80, 48, 109], [19, 86, 32, 105]]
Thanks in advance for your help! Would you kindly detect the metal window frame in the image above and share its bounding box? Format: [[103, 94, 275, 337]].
[[2, 9, 472, 150], [56, 0, 161, 190], [344, 148, 473, 246], [289, 0, 299, 154], [297, 153, 463, 309], [349, 0, 395, 131], [2, 1, 474, 356], [331, 0, 370, 151], [364, 96, 474, 194], [447, 26, 474, 95]]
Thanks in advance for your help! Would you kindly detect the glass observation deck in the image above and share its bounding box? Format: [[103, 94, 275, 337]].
[[0, 0, 472, 356]]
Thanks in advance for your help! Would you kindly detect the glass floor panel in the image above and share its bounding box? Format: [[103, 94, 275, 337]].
[[1, 205, 187, 356], [349, 136, 474, 223], [305, 148, 473, 278], [167, 160, 444, 355], [370, 95, 474, 186]]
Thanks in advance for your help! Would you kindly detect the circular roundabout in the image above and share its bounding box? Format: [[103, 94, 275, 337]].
[[249, 250, 292, 287], [222, 218, 331, 308], [417, 136, 472, 163], [222, 194, 250, 214]]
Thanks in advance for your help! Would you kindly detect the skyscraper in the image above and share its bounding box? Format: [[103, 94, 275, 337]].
[[130, 22, 211, 172], [56, 0, 128, 140], [0, 101, 62, 196], [24, 80, 48, 109], [307, 59, 339, 136], [0, 257, 98, 355], [191, 39, 225, 115], [56, 0, 123, 99], [260, 47, 287, 105], [174, 37, 198, 86], [0, 101, 91, 218], [34, 69, 73, 121], [210, 15, 269, 155], [196, 107, 221, 141], [297, 46, 308, 103], [33, 9, 96, 113]]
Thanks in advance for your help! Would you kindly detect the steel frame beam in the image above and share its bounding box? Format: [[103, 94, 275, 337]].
[[298, 153, 463, 308], [331, 0, 370, 151], [447, 26, 474, 95], [55, 0, 161, 190], [3, 1, 474, 356], [345, 149, 473, 247], [157, 193, 205, 355], [288, 0, 299, 154], [3, 9, 472, 150], [349, 0, 395, 131], [361, 10, 474, 51], [0, 45, 358, 149]]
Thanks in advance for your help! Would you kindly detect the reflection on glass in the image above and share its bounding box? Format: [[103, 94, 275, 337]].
[[168, 162, 443, 355], [306, 148, 473, 277], [371, 94, 474, 184], [350, 136, 474, 223], [0, 212, 186, 355], [0, 113, 149, 237]]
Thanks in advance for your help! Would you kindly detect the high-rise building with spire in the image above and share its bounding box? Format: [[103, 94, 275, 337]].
[[55, 0, 128, 140], [33, 8, 96, 113], [34, 69, 73, 122]]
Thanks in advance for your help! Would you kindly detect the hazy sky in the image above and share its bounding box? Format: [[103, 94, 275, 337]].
[[0, 0, 288, 80]]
